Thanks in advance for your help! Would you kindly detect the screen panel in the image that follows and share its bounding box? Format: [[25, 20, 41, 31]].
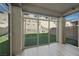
[[64, 20, 78, 46], [24, 18, 38, 47], [39, 20, 48, 45]]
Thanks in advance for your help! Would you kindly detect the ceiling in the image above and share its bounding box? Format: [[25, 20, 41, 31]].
[[30, 4, 79, 13], [21, 3, 79, 17]]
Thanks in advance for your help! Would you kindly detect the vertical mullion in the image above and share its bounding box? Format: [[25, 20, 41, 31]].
[[9, 4, 12, 56], [37, 16, 39, 46], [25, 19, 26, 46], [56, 19, 59, 42], [8, 13, 10, 55], [48, 17, 50, 44], [55, 18, 58, 42]]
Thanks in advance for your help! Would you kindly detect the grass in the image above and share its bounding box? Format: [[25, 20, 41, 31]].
[[0, 35, 10, 56]]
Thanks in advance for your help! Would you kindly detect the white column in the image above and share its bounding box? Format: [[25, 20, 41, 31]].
[[58, 17, 65, 44], [11, 6, 23, 55]]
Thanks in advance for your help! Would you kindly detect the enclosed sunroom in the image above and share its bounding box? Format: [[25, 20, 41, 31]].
[[0, 3, 79, 56]]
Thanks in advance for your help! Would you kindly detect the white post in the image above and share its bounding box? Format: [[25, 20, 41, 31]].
[[48, 17, 50, 44], [21, 12, 25, 49], [56, 18, 59, 42], [37, 16, 39, 46], [11, 6, 23, 55], [58, 17, 65, 44]]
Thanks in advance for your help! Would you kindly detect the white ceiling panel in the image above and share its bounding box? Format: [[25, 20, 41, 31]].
[[22, 3, 79, 17]]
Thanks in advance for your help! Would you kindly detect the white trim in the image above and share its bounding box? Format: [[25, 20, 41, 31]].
[[9, 4, 12, 56]]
